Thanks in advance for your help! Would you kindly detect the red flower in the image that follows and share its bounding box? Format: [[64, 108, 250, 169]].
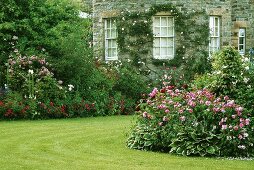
[[50, 101, 54, 107], [160, 88, 166, 93]]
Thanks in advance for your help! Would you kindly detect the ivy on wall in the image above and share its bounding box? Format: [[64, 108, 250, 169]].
[[116, 4, 211, 79]]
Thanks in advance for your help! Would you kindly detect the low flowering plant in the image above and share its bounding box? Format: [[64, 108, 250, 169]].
[[127, 85, 254, 157]]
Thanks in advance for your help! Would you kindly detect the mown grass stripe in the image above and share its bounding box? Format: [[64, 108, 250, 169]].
[[0, 116, 253, 170]]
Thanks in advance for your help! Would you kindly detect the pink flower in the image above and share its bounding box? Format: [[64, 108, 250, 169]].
[[205, 101, 211, 106], [224, 95, 229, 101], [220, 108, 225, 113], [235, 107, 243, 112], [188, 100, 196, 107], [165, 109, 170, 113], [179, 116, 186, 122], [158, 104, 166, 109], [158, 122, 163, 126], [233, 126, 239, 131], [232, 115, 236, 119], [239, 123, 244, 128], [142, 112, 147, 118], [245, 118, 250, 125], [213, 107, 220, 112], [188, 109, 193, 113], [149, 88, 158, 98], [221, 124, 227, 130], [163, 116, 169, 122], [238, 134, 243, 140], [179, 109, 184, 114]]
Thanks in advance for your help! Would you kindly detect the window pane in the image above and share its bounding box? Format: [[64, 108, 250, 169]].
[[239, 37, 244, 44], [215, 18, 219, 27], [154, 17, 160, 26], [168, 47, 173, 56], [239, 45, 244, 50], [108, 48, 112, 57], [154, 38, 160, 47], [168, 27, 174, 36], [161, 27, 168, 36], [112, 48, 117, 57], [107, 29, 111, 38], [167, 38, 173, 47], [214, 27, 218, 36], [154, 27, 160, 36], [112, 40, 117, 48], [161, 38, 167, 47], [154, 47, 160, 56], [168, 18, 173, 26], [239, 29, 245, 37], [161, 47, 167, 56], [161, 17, 167, 26], [106, 20, 110, 28], [112, 29, 117, 38]]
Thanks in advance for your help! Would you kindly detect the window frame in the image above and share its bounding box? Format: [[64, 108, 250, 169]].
[[238, 28, 246, 55], [152, 15, 175, 60], [104, 18, 118, 61], [209, 16, 220, 56]]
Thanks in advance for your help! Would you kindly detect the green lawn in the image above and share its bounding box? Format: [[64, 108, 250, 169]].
[[0, 116, 253, 170]]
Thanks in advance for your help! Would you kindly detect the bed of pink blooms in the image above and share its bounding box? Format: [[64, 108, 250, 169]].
[[132, 85, 254, 157]]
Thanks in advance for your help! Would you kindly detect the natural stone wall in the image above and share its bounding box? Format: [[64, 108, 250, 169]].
[[231, 0, 254, 50], [89, 0, 254, 58]]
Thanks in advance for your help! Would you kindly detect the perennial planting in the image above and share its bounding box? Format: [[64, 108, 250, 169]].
[[127, 85, 254, 157]]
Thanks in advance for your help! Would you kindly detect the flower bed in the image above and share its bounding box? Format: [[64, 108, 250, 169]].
[[127, 86, 254, 157]]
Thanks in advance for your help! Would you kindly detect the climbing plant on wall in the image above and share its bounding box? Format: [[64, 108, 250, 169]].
[[116, 4, 210, 80]]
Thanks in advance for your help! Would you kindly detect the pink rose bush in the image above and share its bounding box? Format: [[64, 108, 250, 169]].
[[127, 86, 254, 157]]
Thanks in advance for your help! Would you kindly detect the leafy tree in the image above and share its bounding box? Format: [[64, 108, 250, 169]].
[[0, 0, 92, 88]]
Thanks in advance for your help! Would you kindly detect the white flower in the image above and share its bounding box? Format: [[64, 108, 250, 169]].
[[68, 84, 74, 91], [243, 57, 249, 62], [28, 69, 34, 75], [243, 77, 249, 83], [227, 136, 232, 140], [245, 66, 249, 70], [12, 36, 18, 40], [243, 133, 249, 138], [238, 145, 246, 150]]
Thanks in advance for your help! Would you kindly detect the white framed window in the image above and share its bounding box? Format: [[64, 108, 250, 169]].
[[153, 16, 175, 59], [104, 18, 118, 60], [209, 16, 220, 55], [238, 28, 246, 55]]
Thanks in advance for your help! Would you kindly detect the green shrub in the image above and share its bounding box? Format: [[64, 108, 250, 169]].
[[191, 46, 254, 114], [127, 85, 254, 157]]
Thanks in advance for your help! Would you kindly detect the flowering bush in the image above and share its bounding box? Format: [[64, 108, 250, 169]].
[[127, 85, 254, 157], [192, 46, 254, 115], [6, 49, 65, 102]]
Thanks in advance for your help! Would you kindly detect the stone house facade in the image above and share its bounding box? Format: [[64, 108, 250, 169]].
[[86, 0, 254, 62]]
